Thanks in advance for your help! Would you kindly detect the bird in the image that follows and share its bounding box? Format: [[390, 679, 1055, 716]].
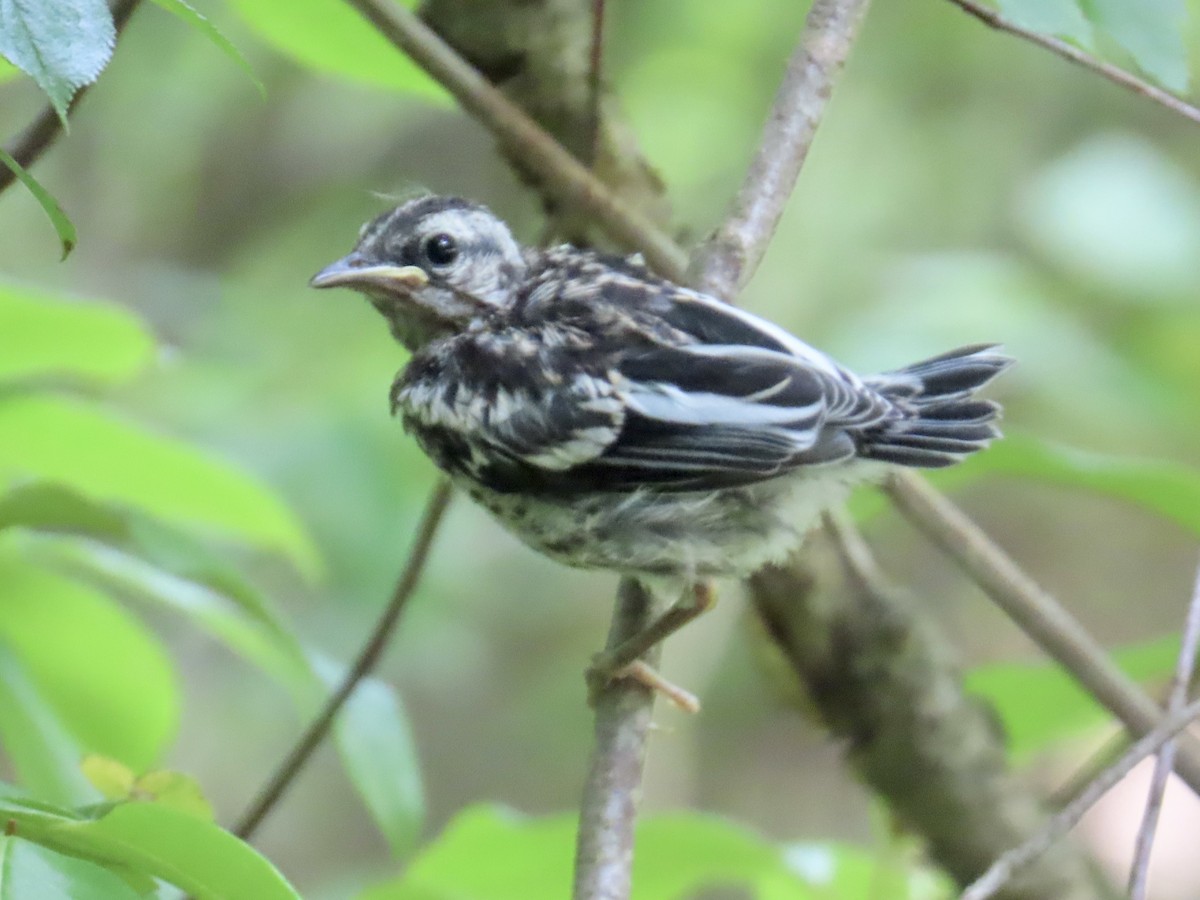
[[312, 195, 1012, 704]]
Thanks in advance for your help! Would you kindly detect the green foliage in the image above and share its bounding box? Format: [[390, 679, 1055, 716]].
[[227, 0, 446, 101], [0, 796, 301, 899], [0, 149, 76, 259], [968, 633, 1180, 756], [359, 805, 951, 899], [147, 0, 265, 96], [0, 0, 114, 121], [1081, 0, 1188, 90]]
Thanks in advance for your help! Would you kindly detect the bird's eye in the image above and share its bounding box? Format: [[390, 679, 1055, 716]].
[[424, 233, 458, 267]]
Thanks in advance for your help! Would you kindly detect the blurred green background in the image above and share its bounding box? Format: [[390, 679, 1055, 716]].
[[2, 0, 1200, 896]]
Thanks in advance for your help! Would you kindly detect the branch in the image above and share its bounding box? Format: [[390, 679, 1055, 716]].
[[344, 0, 687, 279], [0, 0, 143, 197], [234, 480, 453, 839], [686, 0, 871, 300], [1128, 557, 1200, 899], [751, 534, 1096, 899], [946, 0, 1200, 127], [884, 471, 1200, 796], [573, 578, 665, 900], [961, 697, 1200, 900]]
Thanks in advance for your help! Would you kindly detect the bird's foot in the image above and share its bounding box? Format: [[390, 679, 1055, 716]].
[[586, 655, 700, 713]]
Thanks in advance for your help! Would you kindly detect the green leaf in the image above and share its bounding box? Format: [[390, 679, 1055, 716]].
[[320, 660, 425, 856], [1079, 0, 1188, 90], [358, 806, 576, 900], [996, 0, 1094, 46], [0, 836, 144, 900], [0, 396, 320, 576], [0, 550, 178, 771], [227, 0, 446, 100], [1, 801, 301, 900], [969, 633, 1179, 756], [0, 283, 152, 385], [57, 539, 426, 853], [0, 148, 77, 259], [42, 538, 312, 687], [0, 645, 95, 805], [148, 0, 265, 96], [361, 807, 945, 900], [0, 0, 114, 121], [951, 434, 1200, 537]]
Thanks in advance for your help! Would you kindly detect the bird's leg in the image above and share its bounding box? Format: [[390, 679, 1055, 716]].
[[587, 581, 716, 712]]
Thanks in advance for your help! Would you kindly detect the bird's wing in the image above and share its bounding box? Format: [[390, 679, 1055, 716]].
[[396, 297, 896, 493], [584, 339, 891, 490]]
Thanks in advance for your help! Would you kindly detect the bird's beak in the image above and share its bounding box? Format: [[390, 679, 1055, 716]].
[[310, 254, 430, 293]]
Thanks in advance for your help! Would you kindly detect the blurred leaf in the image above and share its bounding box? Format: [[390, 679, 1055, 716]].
[[997, 0, 1094, 46], [358, 806, 577, 900], [34, 538, 312, 694], [0, 396, 320, 576], [81, 755, 136, 801], [1017, 134, 1200, 300], [0, 283, 152, 385], [1079, 0, 1188, 91], [148, 0, 265, 96], [0, 56, 15, 81], [362, 807, 946, 900], [1, 482, 306, 656], [0, 644, 96, 805], [132, 770, 214, 821], [227, 0, 446, 101], [0, 836, 144, 900], [1, 801, 301, 899], [316, 659, 425, 856], [0, 0, 114, 121], [0, 549, 178, 771], [968, 633, 1179, 756], [37, 537, 426, 851], [951, 434, 1200, 537], [0, 148, 77, 259]]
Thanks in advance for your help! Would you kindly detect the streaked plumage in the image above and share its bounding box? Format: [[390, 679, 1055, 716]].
[[312, 196, 1012, 581]]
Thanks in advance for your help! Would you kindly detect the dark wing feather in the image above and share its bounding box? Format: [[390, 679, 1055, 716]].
[[395, 290, 898, 494]]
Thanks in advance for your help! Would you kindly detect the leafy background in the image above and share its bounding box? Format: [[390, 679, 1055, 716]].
[[1, 0, 1200, 897]]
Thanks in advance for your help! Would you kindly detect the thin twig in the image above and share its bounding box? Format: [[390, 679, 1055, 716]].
[[1128, 557, 1200, 899], [946, 0, 1200, 127], [234, 480, 453, 839], [885, 471, 1200, 796], [0, 0, 142, 197], [342, 0, 687, 279], [687, 0, 872, 300], [573, 578, 665, 900], [960, 697, 1200, 900]]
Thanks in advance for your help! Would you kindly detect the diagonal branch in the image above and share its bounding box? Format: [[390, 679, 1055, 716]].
[[234, 480, 453, 839], [1128, 557, 1200, 899], [885, 471, 1200, 795], [686, 0, 870, 300], [344, 0, 687, 278], [961, 697, 1200, 900], [945, 0, 1200, 128]]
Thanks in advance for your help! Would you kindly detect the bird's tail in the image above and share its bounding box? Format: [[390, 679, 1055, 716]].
[[858, 344, 1014, 469]]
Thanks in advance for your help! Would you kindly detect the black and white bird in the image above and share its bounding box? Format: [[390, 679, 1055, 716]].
[[312, 195, 1011, 693]]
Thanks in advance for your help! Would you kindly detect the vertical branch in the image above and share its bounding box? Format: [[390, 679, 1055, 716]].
[[573, 579, 664, 900], [1128, 557, 1200, 899]]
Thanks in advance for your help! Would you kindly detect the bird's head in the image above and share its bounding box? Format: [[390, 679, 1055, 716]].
[[310, 196, 527, 350]]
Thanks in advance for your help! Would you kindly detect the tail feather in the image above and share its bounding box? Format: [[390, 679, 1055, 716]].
[[858, 345, 1013, 468]]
